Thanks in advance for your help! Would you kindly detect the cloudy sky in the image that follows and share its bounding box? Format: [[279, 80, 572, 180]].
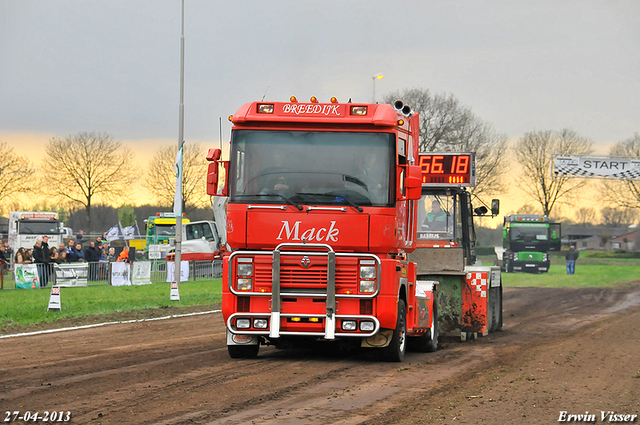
[[1, 0, 639, 209]]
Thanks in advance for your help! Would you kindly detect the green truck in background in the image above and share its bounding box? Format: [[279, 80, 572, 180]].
[[496, 214, 561, 273]]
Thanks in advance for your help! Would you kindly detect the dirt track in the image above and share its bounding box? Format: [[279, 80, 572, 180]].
[[1, 284, 640, 425]]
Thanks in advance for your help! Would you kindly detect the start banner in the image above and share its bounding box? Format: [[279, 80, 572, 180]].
[[554, 155, 640, 179]]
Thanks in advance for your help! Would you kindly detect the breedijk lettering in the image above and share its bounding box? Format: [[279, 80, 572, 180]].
[[281, 104, 341, 116], [276, 221, 339, 242]]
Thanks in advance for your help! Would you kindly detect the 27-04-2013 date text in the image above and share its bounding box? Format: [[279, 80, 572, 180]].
[[4, 411, 71, 422]]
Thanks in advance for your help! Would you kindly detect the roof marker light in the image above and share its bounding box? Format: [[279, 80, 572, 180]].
[[397, 119, 405, 126], [257, 104, 274, 114], [330, 97, 338, 103], [290, 96, 298, 103], [228, 115, 233, 122], [310, 96, 318, 103], [350, 106, 367, 115]]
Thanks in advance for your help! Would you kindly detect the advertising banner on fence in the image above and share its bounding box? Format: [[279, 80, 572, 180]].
[[111, 261, 131, 286], [14, 264, 40, 289], [131, 261, 152, 285], [166, 261, 189, 282], [54, 263, 88, 287], [554, 155, 640, 179]]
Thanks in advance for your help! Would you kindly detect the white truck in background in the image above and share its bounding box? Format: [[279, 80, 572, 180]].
[[8, 211, 62, 253], [167, 197, 228, 261]]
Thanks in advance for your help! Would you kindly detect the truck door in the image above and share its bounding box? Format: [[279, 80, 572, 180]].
[[549, 223, 561, 251]]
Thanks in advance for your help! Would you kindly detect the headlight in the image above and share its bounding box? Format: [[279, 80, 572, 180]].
[[253, 319, 268, 329], [237, 263, 253, 276], [360, 265, 376, 279], [360, 321, 375, 332], [342, 320, 357, 331], [360, 280, 375, 293], [236, 318, 251, 329], [237, 278, 252, 291]]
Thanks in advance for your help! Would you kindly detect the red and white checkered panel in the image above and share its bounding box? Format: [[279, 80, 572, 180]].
[[465, 272, 488, 298]]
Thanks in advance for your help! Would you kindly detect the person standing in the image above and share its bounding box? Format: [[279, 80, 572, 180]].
[[84, 241, 101, 280], [565, 245, 579, 275], [33, 236, 52, 287]]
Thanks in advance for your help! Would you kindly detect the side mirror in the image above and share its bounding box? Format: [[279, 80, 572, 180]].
[[474, 206, 488, 216], [491, 199, 500, 216], [404, 165, 422, 201], [206, 148, 222, 196]]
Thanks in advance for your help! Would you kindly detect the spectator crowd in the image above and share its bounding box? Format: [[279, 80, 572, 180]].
[[2, 230, 134, 288]]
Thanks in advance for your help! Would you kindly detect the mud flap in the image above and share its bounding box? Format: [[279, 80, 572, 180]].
[[227, 330, 259, 346], [361, 329, 394, 348]]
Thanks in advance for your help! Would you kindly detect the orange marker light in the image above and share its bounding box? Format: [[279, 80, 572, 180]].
[[310, 96, 318, 103], [330, 97, 338, 103], [290, 96, 298, 103]]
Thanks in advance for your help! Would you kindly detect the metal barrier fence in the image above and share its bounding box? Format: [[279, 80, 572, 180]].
[[0, 260, 223, 290]]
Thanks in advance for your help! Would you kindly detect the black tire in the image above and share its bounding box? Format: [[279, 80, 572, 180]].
[[228, 344, 259, 359], [382, 299, 407, 362], [410, 298, 439, 353]]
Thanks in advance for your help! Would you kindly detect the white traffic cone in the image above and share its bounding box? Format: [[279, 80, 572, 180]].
[[48, 286, 61, 311], [170, 282, 180, 301]]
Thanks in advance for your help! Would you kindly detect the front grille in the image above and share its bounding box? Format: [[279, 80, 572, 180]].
[[253, 254, 358, 292]]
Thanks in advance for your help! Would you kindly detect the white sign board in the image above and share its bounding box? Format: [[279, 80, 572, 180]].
[[148, 244, 162, 259], [554, 155, 640, 179], [54, 263, 88, 287], [110, 262, 131, 286], [131, 261, 152, 285], [166, 261, 189, 282]]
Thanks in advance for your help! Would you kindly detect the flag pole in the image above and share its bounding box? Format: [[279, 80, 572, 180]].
[[174, 0, 185, 287]]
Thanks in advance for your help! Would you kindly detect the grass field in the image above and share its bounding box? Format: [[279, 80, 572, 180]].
[[478, 252, 640, 288], [0, 280, 222, 329], [1, 252, 638, 330]]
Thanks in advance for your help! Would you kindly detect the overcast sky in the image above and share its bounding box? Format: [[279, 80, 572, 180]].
[[2, 0, 638, 157]]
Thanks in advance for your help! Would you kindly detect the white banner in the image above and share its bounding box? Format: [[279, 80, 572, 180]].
[[554, 155, 640, 179], [110, 262, 131, 286], [14, 264, 40, 289], [54, 263, 88, 287], [166, 261, 189, 282], [131, 261, 152, 285]]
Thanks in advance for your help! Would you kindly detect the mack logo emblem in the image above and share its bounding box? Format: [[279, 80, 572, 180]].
[[276, 220, 339, 242], [301, 256, 311, 268]]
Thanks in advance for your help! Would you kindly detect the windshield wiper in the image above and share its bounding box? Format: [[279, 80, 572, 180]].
[[294, 192, 364, 213], [236, 193, 303, 211]]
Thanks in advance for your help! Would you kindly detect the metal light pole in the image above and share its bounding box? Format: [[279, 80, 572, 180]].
[[174, 0, 185, 287], [372, 73, 384, 103]]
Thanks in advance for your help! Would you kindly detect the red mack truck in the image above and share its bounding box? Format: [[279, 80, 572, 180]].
[[206, 97, 502, 361]]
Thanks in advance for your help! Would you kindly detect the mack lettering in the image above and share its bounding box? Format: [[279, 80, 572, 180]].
[[276, 220, 339, 242]]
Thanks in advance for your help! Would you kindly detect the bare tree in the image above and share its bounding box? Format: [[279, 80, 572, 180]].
[[516, 204, 541, 215], [383, 88, 508, 200], [575, 207, 596, 227], [144, 142, 210, 213], [0, 141, 36, 212], [599, 133, 640, 210], [513, 129, 593, 216], [43, 132, 136, 231], [600, 206, 639, 227]]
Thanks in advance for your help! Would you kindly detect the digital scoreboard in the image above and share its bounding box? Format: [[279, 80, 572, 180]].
[[418, 152, 476, 187]]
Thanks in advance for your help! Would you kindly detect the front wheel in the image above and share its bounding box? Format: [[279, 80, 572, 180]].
[[382, 299, 407, 362], [228, 344, 259, 359]]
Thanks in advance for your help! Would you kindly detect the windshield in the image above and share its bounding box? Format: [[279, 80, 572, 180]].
[[510, 224, 548, 242], [229, 130, 395, 207], [18, 221, 60, 234], [155, 224, 176, 237], [417, 193, 456, 240]]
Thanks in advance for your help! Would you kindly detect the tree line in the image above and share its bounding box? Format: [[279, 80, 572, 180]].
[[1, 88, 639, 229]]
